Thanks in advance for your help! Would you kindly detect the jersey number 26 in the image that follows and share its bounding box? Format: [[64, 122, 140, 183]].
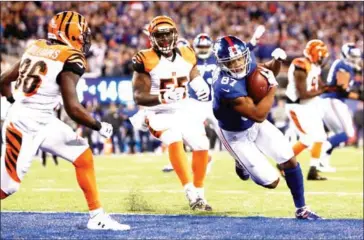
[[15, 58, 47, 96]]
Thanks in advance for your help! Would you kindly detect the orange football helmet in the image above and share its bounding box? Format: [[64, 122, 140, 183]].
[[48, 11, 91, 54], [303, 39, 329, 65], [148, 16, 178, 55]]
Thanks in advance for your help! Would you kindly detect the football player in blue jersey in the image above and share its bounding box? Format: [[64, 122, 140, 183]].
[[318, 43, 363, 171], [163, 26, 267, 177], [212, 35, 321, 220]]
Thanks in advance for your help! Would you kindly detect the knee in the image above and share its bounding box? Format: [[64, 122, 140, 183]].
[[280, 157, 298, 170], [186, 135, 209, 151], [73, 148, 94, 168], [263, 178, 280, 189]]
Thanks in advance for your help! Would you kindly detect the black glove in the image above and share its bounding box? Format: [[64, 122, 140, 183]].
[[6, 95, 15, 104]]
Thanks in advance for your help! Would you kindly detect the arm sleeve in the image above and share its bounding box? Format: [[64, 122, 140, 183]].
[[132, 52, 147, 74], [63, 53, 86, 76]]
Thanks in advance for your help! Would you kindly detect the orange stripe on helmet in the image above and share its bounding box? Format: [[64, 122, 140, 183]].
[[148, 16, 176, 33], [303, 39, 329, 64]]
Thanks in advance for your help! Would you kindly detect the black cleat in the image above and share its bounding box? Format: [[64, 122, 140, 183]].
[[235, 160, 250, 181], [307, 166, 327, 181]]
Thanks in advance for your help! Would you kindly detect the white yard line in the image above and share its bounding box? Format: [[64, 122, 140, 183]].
[[29, 188, 363, 196]]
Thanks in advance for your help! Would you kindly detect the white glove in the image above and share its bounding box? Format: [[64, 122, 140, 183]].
[[271, 48, 287, 61], [159, 87, 185, 104], [99, 122, 113, 138], [250, 25, 265, 46], [260, 67, 278, 87], [190, 76, 210, 101]]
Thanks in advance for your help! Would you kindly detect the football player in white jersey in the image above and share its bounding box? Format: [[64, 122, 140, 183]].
[[285, 40, 329, 181], [131, 16, 212, 211], [0, 11, 130, 231]]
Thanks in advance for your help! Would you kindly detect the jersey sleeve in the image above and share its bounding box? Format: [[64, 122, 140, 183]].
[[132, 49, 160, 73], [63, 51, 87, 76], [132, 52, 147, 73], [292, 58, 309, 72]]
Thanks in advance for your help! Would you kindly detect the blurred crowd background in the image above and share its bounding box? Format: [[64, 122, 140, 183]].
[[1, 1, 363, 155]]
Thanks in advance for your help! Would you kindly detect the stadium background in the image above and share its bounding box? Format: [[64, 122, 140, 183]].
[[0, 1, 363, 153]]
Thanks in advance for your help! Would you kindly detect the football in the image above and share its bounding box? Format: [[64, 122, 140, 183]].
[[246, 67, 269, 103]]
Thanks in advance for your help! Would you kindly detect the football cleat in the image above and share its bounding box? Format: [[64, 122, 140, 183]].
[[317, 155, 336, 173], [162, 163, 174, 172], [235, 160, 250, 181], [87, 212, 131, 231], [307, 166, 327, 181], [190, 198, 212, 212], [295, 206, 322, 220]]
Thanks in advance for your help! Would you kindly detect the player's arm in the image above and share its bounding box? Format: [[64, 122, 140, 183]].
[[295, 69, 325, 99], [0, 60, 20, 103], [132, 71, 160, 106], [226, 86, 277, 123], [58, 71, 101, 130], [189, 65, 210, 101], [261, 48, 287, 77]]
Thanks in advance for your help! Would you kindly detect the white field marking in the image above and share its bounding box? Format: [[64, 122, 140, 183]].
[[29, 188, 363, 196]]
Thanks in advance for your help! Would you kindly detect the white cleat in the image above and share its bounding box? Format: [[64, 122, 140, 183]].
[[317, 154, 336, 173], [87, 212, 131, 231], [162, 163, 174, 172]]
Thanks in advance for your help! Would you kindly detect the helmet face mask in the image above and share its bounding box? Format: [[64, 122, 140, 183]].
[[150, 28, 177, 55], [220, 49, 251, 78], [215, 36, 251, 79], [81, 27, 92, 54], [148, 16, 178, 55]]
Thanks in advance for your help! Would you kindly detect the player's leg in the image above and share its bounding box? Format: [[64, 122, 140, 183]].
[[255, 120, 321, 220], [286, 104, 327, 180], [39, 118, 129, 231], [1, 122, 35, 200], [321, 99, 356, 167], [182, 120, 211, 211], [146, 113, 201, 209], [218, 126, 280, 188]]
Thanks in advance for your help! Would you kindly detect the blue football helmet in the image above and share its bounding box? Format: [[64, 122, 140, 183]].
[[214, 35, 251, 79], [341, 43, 362, 71], [193, 33, 213, 59]]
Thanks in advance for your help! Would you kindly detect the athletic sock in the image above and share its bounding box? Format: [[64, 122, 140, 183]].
[[283, 163, 305, 208], [192, 150, 209, 188], [327, 132, 348, 155], [168, 142, 192, 186]]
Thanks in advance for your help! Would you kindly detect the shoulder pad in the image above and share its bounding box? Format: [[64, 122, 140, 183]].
[[292, 57, 311, 72], [178, 46, 197, 66], [132, 49, 160, 73]]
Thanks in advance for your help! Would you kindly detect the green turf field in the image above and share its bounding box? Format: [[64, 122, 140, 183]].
[[1, 147, 363, 219]]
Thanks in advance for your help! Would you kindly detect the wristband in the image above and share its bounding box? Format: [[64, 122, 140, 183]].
[[6, 95, 15, 104]]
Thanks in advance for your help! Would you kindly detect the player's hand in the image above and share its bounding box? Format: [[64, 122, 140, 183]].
[[190, 77, 210, 101], [271, 48, 287, 61], [260, 67, 278, 87], [250, 25, 265, 46], [99, 122, 113, 138], [159, 87, 185, 104]]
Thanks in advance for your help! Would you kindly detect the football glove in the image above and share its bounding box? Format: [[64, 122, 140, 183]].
[[190, 76, 210, 101], [159, 87, 185, 104], [99, 122, 113, 138], [271, 48, 287, 61], [250, 25, 266, 46], [260, 67, 278, 87]]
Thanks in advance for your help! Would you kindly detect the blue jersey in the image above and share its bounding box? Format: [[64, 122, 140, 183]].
[[212, 53, 258, 132], [321, 59, 355, 101], [188, 55, 217, 101]]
